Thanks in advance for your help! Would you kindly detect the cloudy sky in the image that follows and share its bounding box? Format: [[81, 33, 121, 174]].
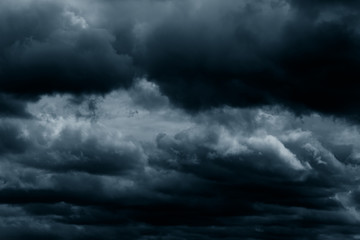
[[1, 0, 360, 239]]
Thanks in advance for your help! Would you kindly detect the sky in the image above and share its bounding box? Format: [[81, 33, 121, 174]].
[[1, 0, 360, 239]]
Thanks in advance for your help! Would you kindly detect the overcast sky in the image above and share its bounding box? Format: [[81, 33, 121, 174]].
[[1, 0, 360, 239]]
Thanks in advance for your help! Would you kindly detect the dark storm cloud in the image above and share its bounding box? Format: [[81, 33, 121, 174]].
[[2, 0, 360, 239], [21, 128, 145, 176], [1, 0, 360, 119], [1, 103, 360, 239], [134, 0, 360, 119], [0, 94, 32, 118], [1, 122, 146, 176], [0, 122, 30, 155], [289, 0, 360, 11], [0, 0, 134, 116]]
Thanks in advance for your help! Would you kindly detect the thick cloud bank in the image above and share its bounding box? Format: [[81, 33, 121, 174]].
[[2, 0, 360, 239], [0, 84, 360, 239], [1, 0, 360, 118], [0, 0, 134, 114]]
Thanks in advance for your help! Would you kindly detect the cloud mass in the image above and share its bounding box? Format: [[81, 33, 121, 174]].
[[1, 0, 360, 239], [1, 0, 360, 118]]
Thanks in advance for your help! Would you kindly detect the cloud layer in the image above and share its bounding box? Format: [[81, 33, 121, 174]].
[[0, 86, 360, 239], [1, 0, 360, 118], [2, 1, 360, 239]]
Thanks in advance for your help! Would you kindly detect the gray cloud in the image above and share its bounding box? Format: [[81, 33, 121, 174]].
[[2, 1, 360, 239], [0, 92, 360, 239]]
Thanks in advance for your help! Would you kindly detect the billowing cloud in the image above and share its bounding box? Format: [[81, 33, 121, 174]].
[[2, 1, 360, 239], [1, 0, 360, 118], [0, 87, 359, 239], [134, 0, 360, 118], [0, 0, 134, 117]]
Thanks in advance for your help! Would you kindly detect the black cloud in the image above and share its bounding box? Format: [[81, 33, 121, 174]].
[[0, 122, 30, 155], [1, 0, 360, 119], [136, 0, 360, 119], [0, 94, 32, 118], [0, 0, 134, 117]]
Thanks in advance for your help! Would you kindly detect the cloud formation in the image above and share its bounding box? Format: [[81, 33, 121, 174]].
[[0, 88, 360, 239], [1, 0, 360, 118], [2, 1, 360, 239], [135, 0, 360, 118], [0, 0, 134, 111]]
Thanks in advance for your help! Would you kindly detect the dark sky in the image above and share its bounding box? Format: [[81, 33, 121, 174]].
[[1, 0, 360, 239]]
